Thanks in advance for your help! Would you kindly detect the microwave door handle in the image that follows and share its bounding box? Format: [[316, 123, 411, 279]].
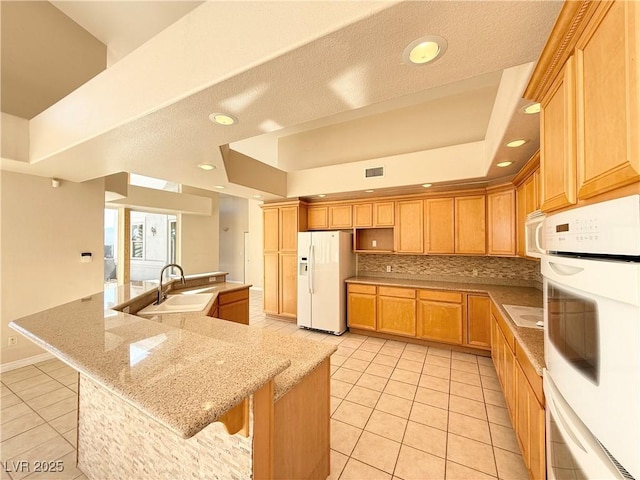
[[548, 262, 585, 276], [534, 222, 544, 253]]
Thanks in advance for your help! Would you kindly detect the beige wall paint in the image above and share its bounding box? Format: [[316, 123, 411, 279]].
[[246, 200, 263, 289], [287, 141, 486, 197], [1, 172, 105, 365], [218, 195, 248, 282], [0, 1, 106, 119], [107, 184, 211, 215], [179, 187, 219, 275], [0, 113, 29, 162]]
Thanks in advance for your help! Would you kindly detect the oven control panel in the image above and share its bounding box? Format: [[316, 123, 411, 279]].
[[545, 194, 640, 256]]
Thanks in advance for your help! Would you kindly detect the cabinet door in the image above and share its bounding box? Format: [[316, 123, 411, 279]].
[[353, 204, 373, 227], [280, 206, 300, 252], [374, 202, 395, 226], [502, 329, 516, 423], [516, 185, 527, 257], [417, 300, 462, 344], [378, 295, 416, 337], [540, 57, 577, 212], [329, 205, 352, 229], [466, 295, 491, 349], [487, 189, 516, 256], [395, 200, 424, 254], [278, 253, 298, 318], [263, 208, 279, 252], [348, 293, 376, 331], [308, 206, 328, 230], [219, 299, 249, 325], [455, 196, 486, 254], [263, 253, 279, 314], [425, 198, 455, 254], [515, 363, 546, 480], [576, 1, 640, 199]]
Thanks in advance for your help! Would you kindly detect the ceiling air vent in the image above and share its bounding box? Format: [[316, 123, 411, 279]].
[[365, 166, 384, 178]]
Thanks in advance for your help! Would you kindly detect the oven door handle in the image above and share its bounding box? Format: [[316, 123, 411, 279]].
[[548, 261, 584, 276], [547, 390, 587, 453]]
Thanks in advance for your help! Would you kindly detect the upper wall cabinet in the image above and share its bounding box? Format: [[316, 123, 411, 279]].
[[374, 202, 395, 226], [307, 206, 328, 230], [455, 196, 486, 255], [424, 198, 455, 254], [540, 56, 577, 212], [487, 187, 516, 256], [575, 1, 640, 199], [263, 208, 280, 252], [329, 205, 352, 229], [353, 204, 373, 227], [526, 0, 640, 213], [395, 200, 423, 254]]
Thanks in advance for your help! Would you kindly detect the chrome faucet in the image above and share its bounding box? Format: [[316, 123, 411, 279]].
[[157, 263, 186, 305]]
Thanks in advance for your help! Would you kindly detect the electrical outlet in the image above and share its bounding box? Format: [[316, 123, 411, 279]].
[[8, 336, 17, 347], [372, 240, 377, 247], [472, 269, 479, 277], [386, 265, 392, 273]]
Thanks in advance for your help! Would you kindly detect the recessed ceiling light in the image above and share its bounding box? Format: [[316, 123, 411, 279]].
[[422, 183, 432, 188], [318, 194, 326, 198], [197, 163, 216, 171], [215, 185, 225, 189], [497, 161, 513, 168], [403, 36, 447, 66], [365, 190, 374, 193], [253, 194, 262, 198], [209, 113, 237, 125], [506, 139, 528, 148], [523, 103, 541, 114]]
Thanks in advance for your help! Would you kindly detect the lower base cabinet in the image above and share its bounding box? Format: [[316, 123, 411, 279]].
[[210, 288, 250, 325], [377, 287, 416, 337], [466, 295, 491, 349], [347, 284, 377, 330], [516, 363, 546, 480]]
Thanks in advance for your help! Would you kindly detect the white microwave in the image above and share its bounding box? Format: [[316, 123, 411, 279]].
[[524, 210, 545, 258]]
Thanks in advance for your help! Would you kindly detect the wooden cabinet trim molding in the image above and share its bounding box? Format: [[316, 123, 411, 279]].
[[512, 151, 541, 187]]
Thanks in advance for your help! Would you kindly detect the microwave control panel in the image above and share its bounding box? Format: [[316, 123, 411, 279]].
[[545, 194, 640, 256]]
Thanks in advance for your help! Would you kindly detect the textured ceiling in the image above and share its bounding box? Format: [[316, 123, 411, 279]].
[[1, 1, 563, 200]]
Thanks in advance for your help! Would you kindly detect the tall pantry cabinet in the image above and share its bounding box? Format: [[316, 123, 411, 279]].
[[262, 201, 308, 319]]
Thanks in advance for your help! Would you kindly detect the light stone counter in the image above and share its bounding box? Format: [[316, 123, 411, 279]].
[[9, 276, 335, 439], [346, 276, 544, 374]]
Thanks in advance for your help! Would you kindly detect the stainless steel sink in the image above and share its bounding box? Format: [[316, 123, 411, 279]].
[[502, 304, 544, 329], [137, 293, 214, 315]]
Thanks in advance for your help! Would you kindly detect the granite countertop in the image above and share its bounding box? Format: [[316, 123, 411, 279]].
[[346, 276, 544, 374], [9, 276, 335, 439]]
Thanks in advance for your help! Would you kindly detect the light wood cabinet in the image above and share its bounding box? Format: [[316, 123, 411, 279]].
[[540, 56, 577, 212], [353, 204, 373, 227], [424, 198, 455, 254], [374, 202, 395, 226], [395, 200, 423, 254], [455, 196, 486, 254], [263, 253, 279, 315], [217, 288, 250, 325], [307, 206, 328, 230], [264, 208, 280, 252], [347, 284, 376, 331], [487, 187, 516, 256], [516, 185, 527, 257], [575, 1, 640, 200], [329, 205, 352, 229], [262, 202, 307, 319], [278, 253, 298, 318], [515, 363, 546, 480], [377, 292, 416, 337], [466, 295, 491, 350], [491, 309, 516, 421], [416, 289, 463, 345]]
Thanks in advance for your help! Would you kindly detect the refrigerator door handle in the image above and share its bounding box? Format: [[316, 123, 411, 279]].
[[307, 244, 315, 294]]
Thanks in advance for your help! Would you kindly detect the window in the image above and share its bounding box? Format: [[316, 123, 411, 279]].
[[131, 223, 144, 259]]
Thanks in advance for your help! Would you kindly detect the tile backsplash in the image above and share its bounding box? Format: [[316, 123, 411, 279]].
[[357, 254, 542, 288]]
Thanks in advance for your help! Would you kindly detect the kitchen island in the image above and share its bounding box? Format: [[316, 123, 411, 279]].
[[10, 275, 334, 480]]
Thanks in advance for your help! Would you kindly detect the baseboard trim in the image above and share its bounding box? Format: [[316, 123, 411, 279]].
[[1, 352, 55, 373]]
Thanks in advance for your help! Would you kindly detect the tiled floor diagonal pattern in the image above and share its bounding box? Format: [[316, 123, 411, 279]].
[[1, 290, 527, 480]]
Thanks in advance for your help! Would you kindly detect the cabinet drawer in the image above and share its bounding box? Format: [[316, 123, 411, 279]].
[[219, 288, 249, 305], [418, 289, 462, 303], [378, 286, 416, 299], [348, 284, 376, 295]]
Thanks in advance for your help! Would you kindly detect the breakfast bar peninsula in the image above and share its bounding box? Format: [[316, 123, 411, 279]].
[[9, 274, 333, 480]]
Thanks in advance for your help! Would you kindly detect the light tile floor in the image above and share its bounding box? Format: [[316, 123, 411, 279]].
[[1, 290, 527, 480]]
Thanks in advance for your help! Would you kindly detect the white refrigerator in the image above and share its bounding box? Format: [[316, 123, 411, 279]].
[[297, 231, 355, 335]]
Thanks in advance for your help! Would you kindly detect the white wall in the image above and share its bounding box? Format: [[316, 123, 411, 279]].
[[0, 172, 104, 365], [246, 199, 263, 289], [179, 186, 220, 275], [218, 195, 248, 282]]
